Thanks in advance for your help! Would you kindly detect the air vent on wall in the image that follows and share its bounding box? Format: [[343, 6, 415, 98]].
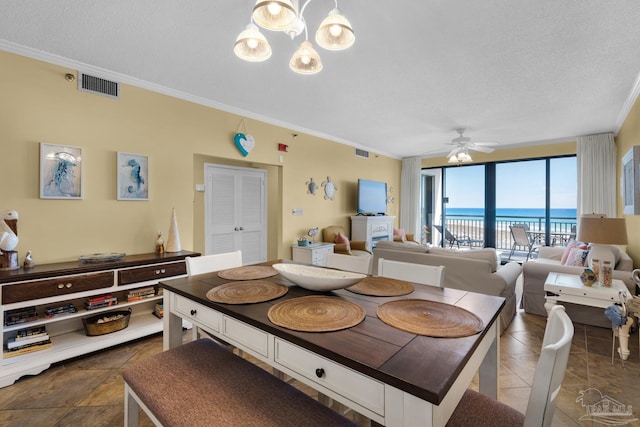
[[78, 72, 120, 98], [355, 148, 369, 159]]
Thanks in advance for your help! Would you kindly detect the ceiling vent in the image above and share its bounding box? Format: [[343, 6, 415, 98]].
[[355, 148, 369, 159], [78, 72, 120, 98]]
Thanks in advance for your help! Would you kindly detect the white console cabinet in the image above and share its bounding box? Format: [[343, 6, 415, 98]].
[[0, 251, 198, 388], [350, 215, 395, 252], [291, 243, 334, 266]]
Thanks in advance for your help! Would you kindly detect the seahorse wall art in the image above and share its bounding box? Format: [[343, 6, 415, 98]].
[[118, 153, 149, 200]]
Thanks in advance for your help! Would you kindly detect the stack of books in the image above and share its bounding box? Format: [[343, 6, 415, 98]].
[[44, 304, 78, 318], [4, 306, 38, 326], [4, 325, 52, 358], [153, 302, 164, 319], [85, 294, 118, 310], [127, 286, 156, 302]]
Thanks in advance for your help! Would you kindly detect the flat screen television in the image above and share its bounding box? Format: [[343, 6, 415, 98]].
[[357, 179, 387, 215]]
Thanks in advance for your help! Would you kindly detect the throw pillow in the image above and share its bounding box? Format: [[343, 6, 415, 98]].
[[393, 228, 407, 242], [334, 232, 351, 251], [564, 247, 590, 267], [560, 240, 577, 265]]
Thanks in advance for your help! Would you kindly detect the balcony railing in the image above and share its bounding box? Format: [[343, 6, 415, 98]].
[[429, 215, 576, 259]]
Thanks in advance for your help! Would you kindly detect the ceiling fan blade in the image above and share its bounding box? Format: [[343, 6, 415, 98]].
[[446, 147, 461, 157], [469, 145, 495, 153], [472, 141, 499, 146]]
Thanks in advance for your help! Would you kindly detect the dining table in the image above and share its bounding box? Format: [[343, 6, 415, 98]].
[[160, 260, 505, 427]]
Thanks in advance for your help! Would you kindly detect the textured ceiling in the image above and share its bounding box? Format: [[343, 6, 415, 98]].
[[2, 1, 640, 159]]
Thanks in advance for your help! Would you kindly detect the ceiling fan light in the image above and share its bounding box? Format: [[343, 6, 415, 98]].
[[252, 0, 298, 31], [448, 155, 459, 164], [234, 23, 272, 62], [315, 8, 355, 51], [459, 152, 473, 163], [290, 40, 323, 74]]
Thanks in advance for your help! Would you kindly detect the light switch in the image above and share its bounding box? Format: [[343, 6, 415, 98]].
[[195, 184, 205, 192], [292, 208, 303, 216]]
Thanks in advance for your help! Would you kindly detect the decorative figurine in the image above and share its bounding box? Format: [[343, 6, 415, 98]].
[[156, 231, 165, 254], [321, 176, 337, 200], [308, 227, 319, 243], [24, 250, 34, 268], [165, 208, 182, 253], [305, 178, 318, 195]]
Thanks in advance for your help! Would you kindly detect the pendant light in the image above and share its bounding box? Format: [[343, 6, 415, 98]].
[[252, 0, 298, 31], [234, 23, 272, 62], [289, 40, 323, 74], [315, 8, 355, 50]]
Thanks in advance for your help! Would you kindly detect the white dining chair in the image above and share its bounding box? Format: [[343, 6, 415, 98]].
[[377, 258, 445, 287], [446, 305, 574, 427], [324, 252, 372, 274], [185, 251, 243, 342], [185, 250, 243, 276]]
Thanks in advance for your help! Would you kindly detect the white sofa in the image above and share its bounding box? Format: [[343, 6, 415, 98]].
[[372, 241, 522, 334], [522, 245, 634, 327]]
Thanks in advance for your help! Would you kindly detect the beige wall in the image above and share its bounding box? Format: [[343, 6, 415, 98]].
[[615, 95, 640, 266], [0, 51, 401, 264]]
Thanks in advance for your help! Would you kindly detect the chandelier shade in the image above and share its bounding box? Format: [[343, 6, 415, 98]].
[[252, 0, 298, 31], [315, 8, 355, 50], [234, 23, 272, 62], [290, 40, 323, 74]]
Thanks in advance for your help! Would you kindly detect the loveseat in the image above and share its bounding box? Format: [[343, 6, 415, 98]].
[[372, 241, 522, 333], [522, 245, 634, 327]]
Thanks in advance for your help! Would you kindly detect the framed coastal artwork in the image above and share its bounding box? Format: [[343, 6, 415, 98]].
[[40, 142, 83, 199], [117, 152, 149, 200], [622, 145, 640, 215]]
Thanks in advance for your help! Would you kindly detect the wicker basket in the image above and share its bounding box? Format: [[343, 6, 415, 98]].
[[82, 308, 131, 336]]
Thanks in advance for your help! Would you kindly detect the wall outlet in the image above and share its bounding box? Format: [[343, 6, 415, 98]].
[[292, 208, 303, 216], [195, 184, 205, 192]]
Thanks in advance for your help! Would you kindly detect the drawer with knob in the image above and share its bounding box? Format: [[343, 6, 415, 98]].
[[118, 261, 186, 285], [173, 294, 221, 332], [2, 271, 115, 304], [274, 338, 384, 416]]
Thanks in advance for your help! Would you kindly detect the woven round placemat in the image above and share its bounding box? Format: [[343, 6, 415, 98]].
[[377, 299, 483, 338], [347, 277, 414, 297], [268, 295, 365, 332], [217, 265, 278, 281], [206, 280, 288, 304]]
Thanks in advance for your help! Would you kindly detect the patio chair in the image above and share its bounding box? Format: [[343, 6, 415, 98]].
[[433, 225, 483, 248], [508, 224, 540, 261]]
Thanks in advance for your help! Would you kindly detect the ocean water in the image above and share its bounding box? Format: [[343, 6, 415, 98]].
[[446, 207, 577, 222]]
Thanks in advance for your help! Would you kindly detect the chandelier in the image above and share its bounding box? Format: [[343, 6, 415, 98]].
[[234, 0, 355, 75]]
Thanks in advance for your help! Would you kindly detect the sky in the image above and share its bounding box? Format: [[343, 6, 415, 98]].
[[444, 157, 577, 209]]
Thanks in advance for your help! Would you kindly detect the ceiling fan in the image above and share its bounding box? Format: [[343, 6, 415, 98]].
[[445, 128, 498, 163]]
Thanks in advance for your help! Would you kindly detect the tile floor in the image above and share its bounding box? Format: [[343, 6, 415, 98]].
[[0, 309, 638, 427]]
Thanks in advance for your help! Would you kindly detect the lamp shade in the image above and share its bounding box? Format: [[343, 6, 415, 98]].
[[577, 216, 628, 245], [234, 23, 272, 62], [252, 0, 298, 31], [289, 40, 323, 74], [315, 8, 355, 51]]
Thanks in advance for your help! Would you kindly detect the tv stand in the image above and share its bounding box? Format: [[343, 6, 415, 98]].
[[351, 215, 395, 252]]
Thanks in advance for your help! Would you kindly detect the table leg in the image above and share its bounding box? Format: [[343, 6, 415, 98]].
[[617, 316, 634, 361]]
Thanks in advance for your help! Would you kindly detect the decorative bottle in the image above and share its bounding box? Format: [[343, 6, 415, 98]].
[[601, 260, 613, 287], [590, 258, 600, 284]]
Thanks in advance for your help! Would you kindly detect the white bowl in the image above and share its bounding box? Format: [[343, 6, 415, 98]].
[[272, 263, 366, 291]]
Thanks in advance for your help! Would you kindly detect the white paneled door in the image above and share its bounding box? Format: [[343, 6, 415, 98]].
[[204, 164, 267, 265]]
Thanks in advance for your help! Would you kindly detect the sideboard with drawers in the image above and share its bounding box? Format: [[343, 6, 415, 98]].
[[0, 251, 199, 387]]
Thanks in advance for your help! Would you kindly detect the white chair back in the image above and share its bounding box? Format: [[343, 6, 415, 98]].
[[524, 305, 574, 427], [325, 252, 371, 274], [377, 258, 444, 287], [186, 251, 243, 276]]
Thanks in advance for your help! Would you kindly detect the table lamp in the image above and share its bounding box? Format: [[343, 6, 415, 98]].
[[577, 215, 628, 267]]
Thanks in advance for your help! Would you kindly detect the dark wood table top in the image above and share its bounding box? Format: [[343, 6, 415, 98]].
[[160, 260, 505, 405]]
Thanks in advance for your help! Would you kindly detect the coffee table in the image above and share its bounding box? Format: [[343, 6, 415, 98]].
[[544, 272, 633, 360]]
